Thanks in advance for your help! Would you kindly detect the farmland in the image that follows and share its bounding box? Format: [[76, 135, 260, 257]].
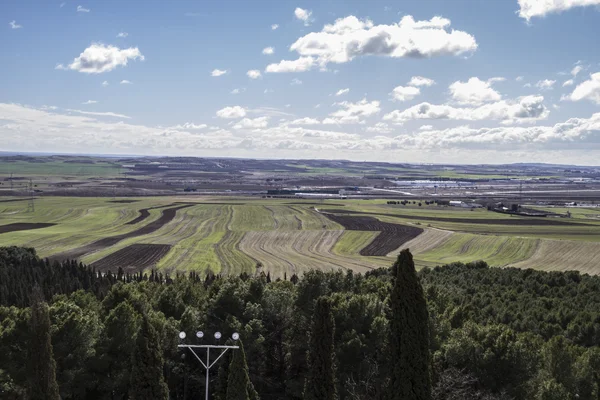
[[1, 195, 600, 276]]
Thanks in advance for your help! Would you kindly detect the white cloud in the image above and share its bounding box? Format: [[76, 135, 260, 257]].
[[247, 69, 262, 79], [524, 83, 532, 88], [391, 85, 420, 102], [536, 79, 556, 90], [335, 88, 350, 96], [262, 47, 275, 55], [211, 69, 228, 77], [420, 125, 433, 130], [449, 77, 502, 105], [120, 80, 132, 84], [282, 15, 477, 72], [77, 5, 90, 12], [271, 24, 279, 30], [294, 8, 313, 25], [9, 20, 22, 29], [117, 32, 128, 38], [289, 117, 321, 125], [102, 81, 109, 87], [82, 100, 98, 105], [518, 0, 600, 21], [516, 76, 524, 82], [566, 72, 600, 104], [365, 122, 393, 133], [169, 122, 208, 130], [233, 117, 269, 130], [291, 78, 303, 85], [57, 43, 144, 74], [408, 76, 435, 87], [265, 56, 315, 73], [66, 109, 130, 119], [324, 98, 380, 124], [571, 65, 584, 77], [60, 2, 66, 7], [216, 106, 247, 119], [384, 95, 549, 125], [563, 79, 574, 87], [231, 88, 245, 94]]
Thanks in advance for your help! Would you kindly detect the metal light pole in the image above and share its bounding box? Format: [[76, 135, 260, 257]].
[[178, 330, 240, 400]]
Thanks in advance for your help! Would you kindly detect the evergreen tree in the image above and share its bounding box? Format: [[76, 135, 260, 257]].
[[304, 296, 337, 400], [226, 340, 259, 400], [388, 249, 431, 400], [129, 314, 169, 400], [27, 288, 60, 400]]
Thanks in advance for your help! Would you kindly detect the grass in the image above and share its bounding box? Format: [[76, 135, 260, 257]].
[[0, 160, 122, 177], [2, 196, 600, 275]]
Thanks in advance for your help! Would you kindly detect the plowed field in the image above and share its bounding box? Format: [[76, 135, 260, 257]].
[[91, 244, 172, 272], [322, 214, 423, 256], [0, 223, 56, 234]]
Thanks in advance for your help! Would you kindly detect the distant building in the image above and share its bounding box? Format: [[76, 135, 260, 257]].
[[450, 200, 483, 208]]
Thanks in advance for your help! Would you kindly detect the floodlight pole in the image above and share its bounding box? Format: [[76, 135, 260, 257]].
[[178, 344, 239, 400]]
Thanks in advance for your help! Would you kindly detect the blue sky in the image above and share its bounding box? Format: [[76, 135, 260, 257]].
[[2, 0, 600, 164]]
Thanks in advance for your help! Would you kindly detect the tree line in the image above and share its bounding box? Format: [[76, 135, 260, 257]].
[[1, 246, 600, 399]]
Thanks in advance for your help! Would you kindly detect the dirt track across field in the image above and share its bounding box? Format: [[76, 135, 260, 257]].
[[323, 209, 589, 226], [322, 213, 423, 256], [91, 244, 172, 272], [49, 204, 194, 261], [0, 223, 56, 234]]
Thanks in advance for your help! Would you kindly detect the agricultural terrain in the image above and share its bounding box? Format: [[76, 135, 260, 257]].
[[1, 196, 599, 276]]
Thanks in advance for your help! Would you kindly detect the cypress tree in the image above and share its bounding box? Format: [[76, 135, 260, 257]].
[[304, 296, 337, 400], [388, 249, 431, 400], [226, 340, 259, 400], [27, 287, 60, 400], [129, 314, 169, 400]]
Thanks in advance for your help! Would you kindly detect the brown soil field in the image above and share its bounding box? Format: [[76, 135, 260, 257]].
[[91, 244, 172, 272], [125, 203, 187, 225], [0, 223, 56, 234], [392, 228, 455, 256], [0, 198, 34, 203], [49, 204, 194, 261], [324, 209, 589, 226], [323, 214, 423, 256]]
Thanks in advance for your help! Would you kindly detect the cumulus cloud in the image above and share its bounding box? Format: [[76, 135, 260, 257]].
[[420, 125, 433, 130], [365, 122, 393, 133], [408, 76, 435, 87], [56, 43, 144, 74], [120, 80, 132, 84], [449, 77, 502, 105], [563, 79, 574, 87], [77, 5, 90, 12], [518, 0, 600, 21], [265, 56, 315, 73], [216, 106, 247, 119], [335, 88, 350, 96], [536, 79, 556, 90], [231, 88, 245, 94], [323, 98, 380, 124], [384, 95, 549, 125], [291, 78, 303, 85], [262, 47, 275, 55], [247, 69, 262, 79], [117, 32, 128, 38], [82, 100, 97, 105], [211, 69, 228, 77], [566, 72, 600, 104], [277, 15, 477, 72], [169, 122, 207, 130], [571, 65, 584, 77], [288, 117, 321, 125], [9, 20, 22, 29], [516, 76, 524, 82], [233, 117, 269, 129], [295, 8, 313, 25], [66, 109, 130, 119], [102, 81, 109, 87], [391, 85, 420, 102], [271, 24, 279, 30]]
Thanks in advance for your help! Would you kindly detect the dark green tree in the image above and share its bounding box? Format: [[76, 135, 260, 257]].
[[27, 288, 60, 400], [304, 296, 337, 400], [129, 314, 169, 400], [388, 249, 431, 400], [226, 340, 259, 400]]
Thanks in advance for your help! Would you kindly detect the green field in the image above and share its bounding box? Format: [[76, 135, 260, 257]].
[[1, 196, 599, 276]]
